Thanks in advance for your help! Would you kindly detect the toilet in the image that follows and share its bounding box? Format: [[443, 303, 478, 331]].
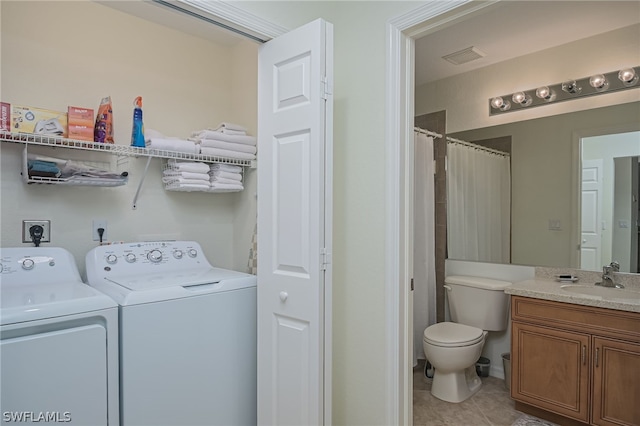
[[423, 275, 512, 403]]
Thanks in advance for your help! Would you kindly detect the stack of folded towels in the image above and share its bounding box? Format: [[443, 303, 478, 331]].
[[209, 163, 244, 192], [146, 129, 199, 155], [190, 123, 257, 161], [162, 160, 211, 191]]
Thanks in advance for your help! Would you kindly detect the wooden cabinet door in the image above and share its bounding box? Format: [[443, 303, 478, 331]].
[[592, 337, 640, 426], [512, 322, 590, 423]]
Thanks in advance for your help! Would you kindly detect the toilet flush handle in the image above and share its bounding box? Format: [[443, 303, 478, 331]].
[[444, 285, 452, 292]]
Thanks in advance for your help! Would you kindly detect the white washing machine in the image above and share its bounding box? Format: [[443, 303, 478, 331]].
[[0, 247, 119, 425], [85, 241, 257, 426]]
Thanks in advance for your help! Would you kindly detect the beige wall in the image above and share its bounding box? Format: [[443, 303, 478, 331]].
[[0, 0, 258, 276]]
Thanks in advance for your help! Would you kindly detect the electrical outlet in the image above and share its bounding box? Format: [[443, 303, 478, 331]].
[[22, 220, 51, 243], [93, 219, 107, 242]]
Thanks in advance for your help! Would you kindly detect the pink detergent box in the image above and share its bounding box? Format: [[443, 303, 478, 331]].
[[68, 106, 94, 141]]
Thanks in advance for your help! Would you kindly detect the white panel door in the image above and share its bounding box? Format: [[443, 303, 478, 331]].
[[257, 19, 333, 426], [581, 159, 604, 270]]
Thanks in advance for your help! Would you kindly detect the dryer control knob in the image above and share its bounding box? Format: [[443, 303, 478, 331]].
[[148, 249, 163, 263], [125, 253, 137, 263], [22, 258, 35, 270], [173, 250, 183, 259], [106, 254, 118, 265], [187, 249, 198, 258]]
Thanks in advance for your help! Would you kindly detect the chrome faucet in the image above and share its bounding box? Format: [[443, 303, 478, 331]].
[[595, 261, 624, 289]]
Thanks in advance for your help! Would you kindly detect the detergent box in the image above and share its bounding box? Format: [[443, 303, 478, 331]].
[[0, 102, 10, 132], [11, 105, 68, 137], [68, 106, 94, 141]]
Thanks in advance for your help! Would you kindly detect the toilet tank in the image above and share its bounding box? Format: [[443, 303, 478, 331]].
[[445, 275, 512, 331]]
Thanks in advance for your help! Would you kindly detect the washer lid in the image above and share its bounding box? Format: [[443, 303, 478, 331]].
[[0, 281, 117, 326], [88, 267, 257, 306], [423, 322, 484, 347]]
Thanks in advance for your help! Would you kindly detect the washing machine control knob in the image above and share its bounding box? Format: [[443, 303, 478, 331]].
[[173, 250, 183, 259], [106, 254, 118, 265], [22, 258, 35, 270], [125, 253, 137, 263], [187, 249, 198, 258], [148, 249, 163, 263]]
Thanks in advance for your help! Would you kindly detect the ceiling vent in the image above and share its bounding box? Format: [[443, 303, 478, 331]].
[[442, 46, 486, 65]]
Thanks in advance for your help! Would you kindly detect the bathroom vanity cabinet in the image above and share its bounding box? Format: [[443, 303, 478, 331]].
[[510, 295, 640, 426]]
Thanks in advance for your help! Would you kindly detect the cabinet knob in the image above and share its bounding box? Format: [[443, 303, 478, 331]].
[[279, 291, 288, 302]]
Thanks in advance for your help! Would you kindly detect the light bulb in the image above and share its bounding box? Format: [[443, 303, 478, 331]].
[[589, 74, 608, 90], [618, 68, 638, 86], [490, 96, 510, 111], [562, 80, 581, 94], [511, 91, 532, 106], [535, 86, 554, 101]]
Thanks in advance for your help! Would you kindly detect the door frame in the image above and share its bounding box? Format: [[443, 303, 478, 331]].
[[384, 1, 500, 424]]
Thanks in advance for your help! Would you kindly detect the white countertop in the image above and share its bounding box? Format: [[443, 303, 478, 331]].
[[505, 279, 640, 313]]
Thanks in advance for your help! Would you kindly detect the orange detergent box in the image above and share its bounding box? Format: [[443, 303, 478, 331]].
[[0, 102, 10, 132], [11, 105, 68, 137], [68, 106, 94, 141]]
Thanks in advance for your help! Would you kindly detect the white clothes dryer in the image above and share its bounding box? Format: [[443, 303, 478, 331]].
[[0, 247, 119, 426], [85, 241, 257, 426]]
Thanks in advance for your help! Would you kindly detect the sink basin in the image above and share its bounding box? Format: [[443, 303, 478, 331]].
[[560, 284, 640, 301]]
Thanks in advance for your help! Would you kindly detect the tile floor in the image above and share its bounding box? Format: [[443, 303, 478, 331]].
[[413, 360, 525, 426]]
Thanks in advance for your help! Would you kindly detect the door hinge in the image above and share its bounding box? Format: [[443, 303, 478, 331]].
[[321, 76, 332, 100], [321, 248, 332, 270], [411, 278, 414, 291]]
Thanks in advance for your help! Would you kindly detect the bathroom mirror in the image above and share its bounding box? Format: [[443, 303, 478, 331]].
[[447, 101, 640, 273]]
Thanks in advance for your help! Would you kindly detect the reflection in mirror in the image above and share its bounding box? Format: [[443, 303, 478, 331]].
[[447, 101, 640, 271], [581, 132, 640, 273]]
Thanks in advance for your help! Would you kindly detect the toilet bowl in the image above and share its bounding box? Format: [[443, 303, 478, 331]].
[[423, 322, 487, 403], [422, 275, 512, 403]]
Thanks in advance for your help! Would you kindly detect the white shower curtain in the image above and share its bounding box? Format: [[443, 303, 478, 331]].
[[413, 132, 437, 364], [447, 143, 511, 263]]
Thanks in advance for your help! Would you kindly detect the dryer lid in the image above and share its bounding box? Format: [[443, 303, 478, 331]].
[[423, 322, 484, 347]]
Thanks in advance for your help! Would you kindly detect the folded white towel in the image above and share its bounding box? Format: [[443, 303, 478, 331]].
[[210, 182, 244, 192], [165, 183, 211, 191], [199, 139, 257, 154], [148, 138, 199, 154], [220, 128, 246, 136], [210, 163, 242, 173], [210, 170, 242, 181], [209, 176, 241, 185], [192, 131, 256, 146], [167, 160, 211, 174], [200, 146, 256, 160], [162, 177, 211, 186], [215, 122, 247, 132], [163, 170, 210, 181]]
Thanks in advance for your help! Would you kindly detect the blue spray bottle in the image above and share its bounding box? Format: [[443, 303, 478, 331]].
[[131, 96, 145, 147]]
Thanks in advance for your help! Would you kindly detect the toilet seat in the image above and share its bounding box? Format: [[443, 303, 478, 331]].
[[423, 322, 484, 347]]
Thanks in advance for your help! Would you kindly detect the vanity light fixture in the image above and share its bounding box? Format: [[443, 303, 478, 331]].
[[535, 86, 555, 102], [561, 80, 582, 94], [618, 68, 638, 86], [511, 91, 532, 106], [489, 66, 640, 116], [490, 96, 511, 111], [589, 74, 608, 91]]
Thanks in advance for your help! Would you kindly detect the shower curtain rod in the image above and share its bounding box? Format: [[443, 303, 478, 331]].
[[446, 136, 510, 157], [413, 127, 442, 139], [414, 126, 509, 157]]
